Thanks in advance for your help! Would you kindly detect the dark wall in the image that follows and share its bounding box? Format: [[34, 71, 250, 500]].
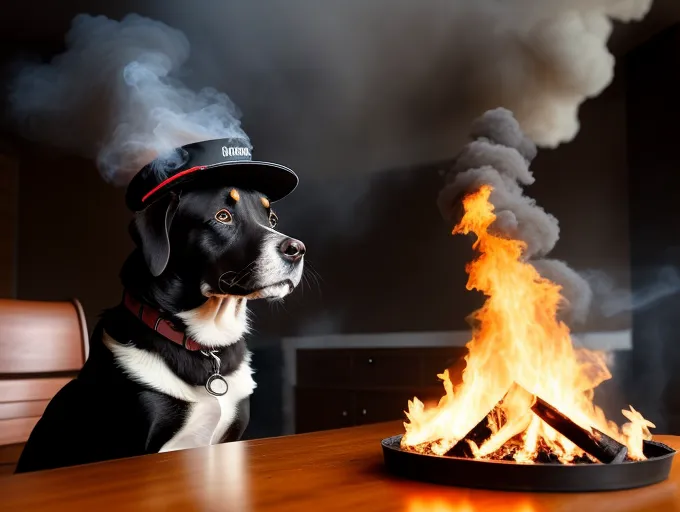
[[252, 69, 632, 337], [624, 25, 680, 433], [14, 67, 631, 340], [17, 148, 132, 329]]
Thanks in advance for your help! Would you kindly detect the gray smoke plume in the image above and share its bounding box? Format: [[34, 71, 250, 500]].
[[438, 107, 592, 324], [8, 13, 249, 186], [6, 1, 653, 184], [583, 266, 680, 318], [142, 0, 653, 176]]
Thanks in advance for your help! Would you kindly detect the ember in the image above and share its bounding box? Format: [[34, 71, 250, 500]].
[[400, 185, 654, 465]]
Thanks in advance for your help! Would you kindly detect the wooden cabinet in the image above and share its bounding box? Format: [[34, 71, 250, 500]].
[[295, 388, 355, 432], [293, 346, 466, 433], [284, 330, 628, 434]]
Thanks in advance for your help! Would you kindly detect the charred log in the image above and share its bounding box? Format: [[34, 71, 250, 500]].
[[444, 383, 532, 459], [444, 415, 494, 458], [531, 396, 628, 464]]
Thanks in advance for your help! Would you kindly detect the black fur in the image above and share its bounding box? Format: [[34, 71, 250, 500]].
[[15, 186, 301, 473]]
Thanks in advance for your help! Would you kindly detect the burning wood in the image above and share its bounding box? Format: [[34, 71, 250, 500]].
[[531, 395, 628, 463], [444, 415, 494, 459], [413, 383, 628, 464], [443, 382, 532, 459]]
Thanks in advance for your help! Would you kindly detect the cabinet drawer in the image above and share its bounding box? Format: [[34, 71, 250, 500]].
[[297, 349, 353, 388], [355, 388, 443, 426], [352, 348, 423, 388], [295, 388, 354, 433], [296, 347, 469, 389]]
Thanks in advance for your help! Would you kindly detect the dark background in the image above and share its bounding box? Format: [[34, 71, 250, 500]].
[[1, 0, 680, 437]]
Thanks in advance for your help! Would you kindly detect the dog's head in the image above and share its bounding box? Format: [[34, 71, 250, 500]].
[[125, 184, 305, 347]]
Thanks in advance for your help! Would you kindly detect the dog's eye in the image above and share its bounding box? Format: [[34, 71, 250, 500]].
[[269, 211, 278, 229], [215, 209, 233, 224]]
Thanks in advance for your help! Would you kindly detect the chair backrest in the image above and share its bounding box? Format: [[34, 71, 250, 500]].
[[0, 298, 88, 474]]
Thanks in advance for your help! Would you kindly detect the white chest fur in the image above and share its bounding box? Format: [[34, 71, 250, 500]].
[[103, 333, 256, 452], [176, 294, 249, 348]]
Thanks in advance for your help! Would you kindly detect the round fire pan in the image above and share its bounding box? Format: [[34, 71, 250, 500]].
[[381, 435, 676, 492]]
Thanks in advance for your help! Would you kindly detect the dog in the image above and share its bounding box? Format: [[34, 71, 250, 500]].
[[15, 139, 304, 473]]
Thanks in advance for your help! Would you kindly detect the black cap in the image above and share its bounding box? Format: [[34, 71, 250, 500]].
[[125, 138, 298, 211]]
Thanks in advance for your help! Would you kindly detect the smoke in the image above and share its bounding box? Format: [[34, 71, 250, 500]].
[[6, 1, 652, 184], [4, 3, 653, 333], [533, 260, 593, 324], [136, 0, 653, 176], [438, 107, 593, 324], [8, 13, 249, 185], [583, 266, 680, 318]]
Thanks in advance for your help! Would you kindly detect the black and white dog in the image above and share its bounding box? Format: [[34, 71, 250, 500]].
[[16, 138, 304, 473]]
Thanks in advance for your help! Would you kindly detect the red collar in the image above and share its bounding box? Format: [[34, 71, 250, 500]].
[[123, 292, 205, 351]]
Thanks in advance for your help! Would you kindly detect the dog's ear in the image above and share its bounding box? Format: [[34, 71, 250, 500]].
[[133, 192, 180, 277]]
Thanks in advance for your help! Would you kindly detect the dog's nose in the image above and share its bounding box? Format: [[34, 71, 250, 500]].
[[279, 238, 306, 262]]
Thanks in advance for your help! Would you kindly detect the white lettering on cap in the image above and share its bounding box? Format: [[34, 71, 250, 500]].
[[221, 146, 251, 158]]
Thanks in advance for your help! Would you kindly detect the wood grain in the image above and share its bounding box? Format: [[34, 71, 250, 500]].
[[0, 378, 71, 402], [0, 444, 25, 476], [0, 422, 678, 511], [0, 299, 86, 374], [0, 444, 24, 465], [0, 417, 40, 446], [0, 400, 49, 420]]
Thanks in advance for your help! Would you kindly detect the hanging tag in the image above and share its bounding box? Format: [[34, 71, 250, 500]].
[[202, 350, 228, 397], [206, 374, 229, 396]]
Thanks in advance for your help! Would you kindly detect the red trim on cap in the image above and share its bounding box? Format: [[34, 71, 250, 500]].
[[141, 165, 208, 204], [123, 292, 205, 351]]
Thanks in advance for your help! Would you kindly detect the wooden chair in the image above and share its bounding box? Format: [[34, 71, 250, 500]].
[[0, 298, 88, 475]]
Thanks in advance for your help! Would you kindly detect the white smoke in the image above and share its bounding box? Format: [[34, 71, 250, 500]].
[[438, 108, 593, 324], [6, 1, 653, 184], [468, 0, 653, 147], [8, 13, 249, 186], [427, 0, 651, 325], [583, 266, 680, 318], [138, 0, 653, 174]]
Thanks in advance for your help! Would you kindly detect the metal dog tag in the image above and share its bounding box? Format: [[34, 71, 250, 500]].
[[202, 350, 228, 397], [206, 374, 229, 396]]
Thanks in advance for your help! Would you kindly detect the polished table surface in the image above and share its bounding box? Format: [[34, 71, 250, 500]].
[[1, 422, 679, 512]]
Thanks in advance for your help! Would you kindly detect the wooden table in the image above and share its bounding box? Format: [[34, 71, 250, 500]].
[[1, 422, 679, 511]]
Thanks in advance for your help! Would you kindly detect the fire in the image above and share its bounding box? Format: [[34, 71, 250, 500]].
[[402, 185, 654, 463]]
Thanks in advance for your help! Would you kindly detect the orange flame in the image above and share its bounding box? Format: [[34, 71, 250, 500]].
[[402, 185, 653, 462]]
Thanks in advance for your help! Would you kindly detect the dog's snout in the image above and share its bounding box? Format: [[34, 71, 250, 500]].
[[279, 238, 306, 262]]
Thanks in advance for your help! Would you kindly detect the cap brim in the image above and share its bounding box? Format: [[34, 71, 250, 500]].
[[128, 160, 298, 211]]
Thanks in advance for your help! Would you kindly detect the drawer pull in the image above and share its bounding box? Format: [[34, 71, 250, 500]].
[[361, 409, 367, 416], [342, 410, 348, 417], [368, 358, 374, 364]]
